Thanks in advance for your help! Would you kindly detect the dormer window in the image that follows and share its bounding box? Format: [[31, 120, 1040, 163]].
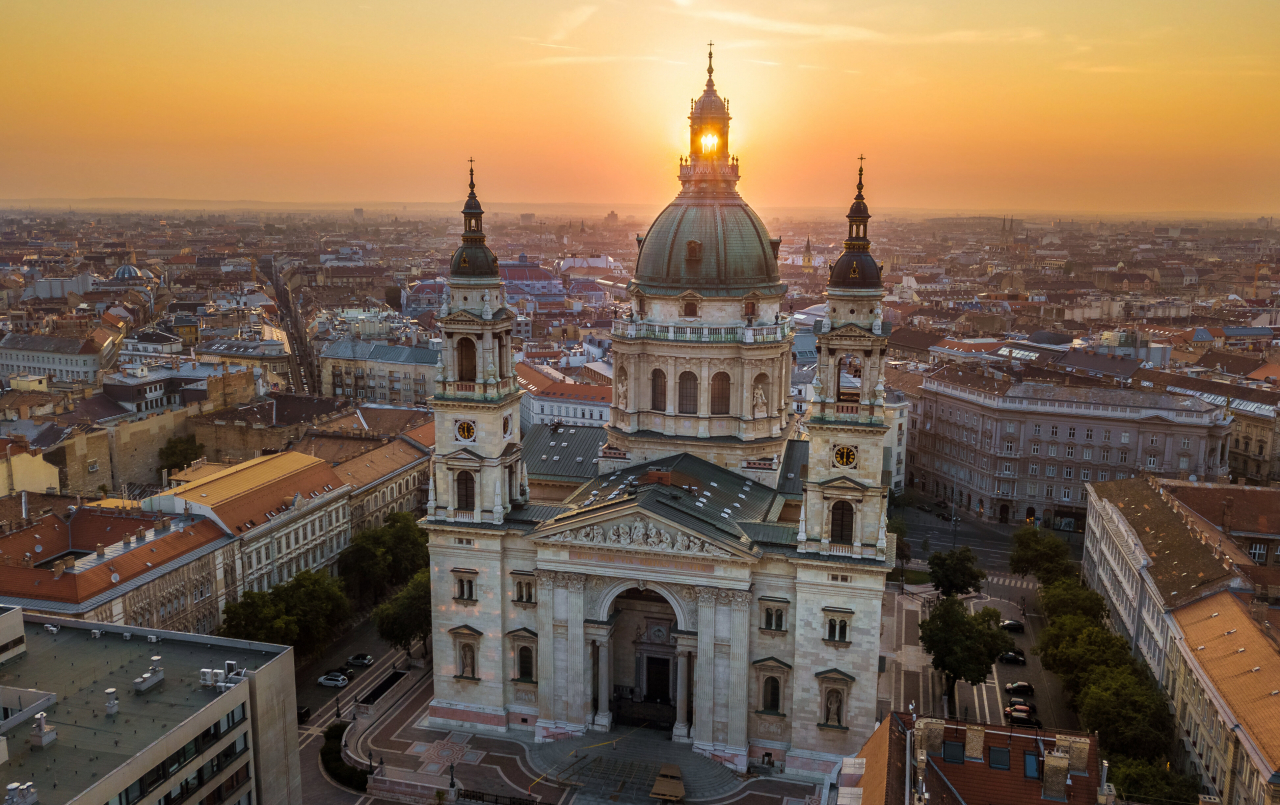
[[744, 301, 757, 318], [683, 301, 699, 318]]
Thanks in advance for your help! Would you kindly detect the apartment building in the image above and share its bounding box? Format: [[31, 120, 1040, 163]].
[[0, 604, 301, 805], [908, 365, 1232, 532], [1166, 591, 1280, 804], [515, 361, 611, 427], [1082, 477, 1239, 681], [0, 332, 112, 382], [319, 339, 439, 404], [142, 453, 351, 594]]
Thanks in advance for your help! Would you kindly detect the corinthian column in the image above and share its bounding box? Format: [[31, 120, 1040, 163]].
[[673, 650, 690, 741], [693, 587, 717, 749], [726, 591, 751, 766], [562, 572, 587, 731], [534, 570, 556, 734]]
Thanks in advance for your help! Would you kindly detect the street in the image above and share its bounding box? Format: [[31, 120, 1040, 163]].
[[294, 615, 415, 724]]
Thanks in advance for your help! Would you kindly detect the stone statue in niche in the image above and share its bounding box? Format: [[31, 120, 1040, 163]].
[[617, 376, 628, 408], [752, 383, 768, 417], [459, 644, 475, 678], [824, 689, 843, 726]]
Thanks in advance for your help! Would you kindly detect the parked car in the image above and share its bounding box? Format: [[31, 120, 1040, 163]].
[[347, 653, 375, 666], [318, 672, 349, 688], [917, 504, 932, 513], [1004, 705, 1034, 716], [296, 706, 311, 724], [998, 651, 1027, 665], [1007, 711, 1043, 728], [1005, 681, 1035, 695], [1007, 697, 1037, 713], [999, 619, 1025, 633], [327, 666, 358, 680]]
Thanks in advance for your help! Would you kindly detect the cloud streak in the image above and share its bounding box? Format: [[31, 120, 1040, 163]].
[[676, 8, 1041, 45], [548, 5, 598, 43]]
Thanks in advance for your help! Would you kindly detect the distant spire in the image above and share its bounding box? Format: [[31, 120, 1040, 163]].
[[707, 40, 715, 81], [468, 157, 475, 193], [856, 154, 866, 200]]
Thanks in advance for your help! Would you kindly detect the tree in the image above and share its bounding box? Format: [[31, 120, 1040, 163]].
[[1039, 579, 1107, 624], [927, 546, 986, 597], [221, 591, 298, 646], [157, 435, 205, 476], [919, 597, 1014, 706], [271, 570, 351, 656], [1037, 622, 1136, 696], [380, 512, 430, 585], [373, 570, 433, 657], [890, 516, 910, 576], [338, 533, 392, 606], [1106, 756, 1199, 805], [1009, 525, 1073, 585], [1075, 664, 1175, 762]]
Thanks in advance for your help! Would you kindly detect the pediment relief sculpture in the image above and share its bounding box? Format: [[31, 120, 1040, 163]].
[[542, 516, 731, 558]]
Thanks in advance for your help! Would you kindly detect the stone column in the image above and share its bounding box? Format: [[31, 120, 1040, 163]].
[[673, 649, 690, 741], [697, 358, 711, 437], [693, 587, 717, 749], [665, 356, 677, 436], [594, 637, 612, 730], [726, 591, 750, 766], [563, 572, 587, 731], [534, 570, 557, 736]]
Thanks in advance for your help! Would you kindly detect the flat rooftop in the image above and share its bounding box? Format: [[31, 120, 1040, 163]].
[[1, 616, 288, 805]]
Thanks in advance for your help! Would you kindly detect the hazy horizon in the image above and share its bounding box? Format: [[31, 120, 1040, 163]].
[[3, 1, 1278, 216]]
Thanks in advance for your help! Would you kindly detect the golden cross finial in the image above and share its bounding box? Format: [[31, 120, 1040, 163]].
[[707, 40, 714, 75], [467, 157, 475, 191]]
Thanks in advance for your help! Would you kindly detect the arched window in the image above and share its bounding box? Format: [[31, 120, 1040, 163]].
[[710, 372, 731, 415], [457, 337, 477, 382], [827, 619, 838, 640], [517, 646, 534, 680], [831, 501, 854, 544], [678, 371, 699, 415], [651, 369, 667, 411], [456, 470, 475, 511], [839, 620, 848, 642], [763, 676, 781, 712], [764, 608, 774, 630], [744, 301, 757, 318], [683, 301, 699, 318]]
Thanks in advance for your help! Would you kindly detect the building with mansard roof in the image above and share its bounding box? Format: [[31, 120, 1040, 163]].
[[419, 52, 895, 784]]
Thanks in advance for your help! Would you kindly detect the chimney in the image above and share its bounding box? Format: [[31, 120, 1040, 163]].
[[96, 543, 106, 557], [1222, 497, 1234, 535], [916, 718, 945, 755], [21, 490, 28, 519], [52, 559, 65, 579], [964, 724, 986, 760], [1042, 749, 1070, 800]]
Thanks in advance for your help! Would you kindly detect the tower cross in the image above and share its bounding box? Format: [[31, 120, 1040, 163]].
[[858, 154, 866, 169], [468, 157, 475, 190], [707, 41, 714, 75]]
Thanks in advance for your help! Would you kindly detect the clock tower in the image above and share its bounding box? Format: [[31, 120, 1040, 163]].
[[800, 163, 893, 560], [425, 165, 527, 524]]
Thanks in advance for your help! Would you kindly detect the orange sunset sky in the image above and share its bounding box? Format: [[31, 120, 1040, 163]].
[[2, 0, 1278, 215]]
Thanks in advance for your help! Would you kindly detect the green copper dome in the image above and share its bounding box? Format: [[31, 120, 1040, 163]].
[[631, 52, 782, 297], [634, 197, 781, 294], [449, 164, 500, 279]]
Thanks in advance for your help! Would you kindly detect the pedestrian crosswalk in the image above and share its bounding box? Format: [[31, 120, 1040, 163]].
[[985, 573, 1040, 590]]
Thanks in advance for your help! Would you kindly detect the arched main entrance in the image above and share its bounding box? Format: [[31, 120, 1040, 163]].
[[600, 587, 687, 733], [999, 504, 1009, 524]]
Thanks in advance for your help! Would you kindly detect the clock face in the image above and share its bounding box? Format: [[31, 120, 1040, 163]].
[[834, 445, 858, 468], [502, 415, 512, 437], [456, 420, 476, 441]]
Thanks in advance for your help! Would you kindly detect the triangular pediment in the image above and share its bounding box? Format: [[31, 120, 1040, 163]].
[[530, 509, 756, 561], [816, 476, 870, 491]]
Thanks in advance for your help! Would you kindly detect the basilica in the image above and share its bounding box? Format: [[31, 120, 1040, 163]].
[[420, 52, 894, 783]]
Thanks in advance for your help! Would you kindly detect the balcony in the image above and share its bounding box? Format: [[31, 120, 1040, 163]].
[[611, 318, 793, 345]]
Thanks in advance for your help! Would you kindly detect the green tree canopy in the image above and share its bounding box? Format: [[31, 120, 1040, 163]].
[[890, 516, 911, 567], [1009, 525, 1073, 585], [157, 435, 205, 477], [1039, 579, 1107, 624], [373, 570, 433, 657], [1038, 622, 1136, 696], [220, 591, 298, 646], [1075, 664, 1175, 762], [927, 546, 986, 597], [272, 570, 351, 656], [919, 597, 1014, 704], [1106, 756, 1200, 805], [338, 512, 429, 604]]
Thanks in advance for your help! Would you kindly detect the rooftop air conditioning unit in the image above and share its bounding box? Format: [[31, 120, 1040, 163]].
[[122, 632, 132, 640], [211, 669, 227, 685], [91, 630, 102, 639], [224, 660, 239, 676], [200, 669, 215, 687], [146, 635, 159, 643]]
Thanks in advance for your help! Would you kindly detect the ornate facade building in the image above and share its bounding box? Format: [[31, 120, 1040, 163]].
[[421, 53, 895, 783]]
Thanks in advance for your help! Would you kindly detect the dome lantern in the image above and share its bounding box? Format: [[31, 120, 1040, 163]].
[[449, 160, 499, 279], [828, 158, 882, 290]]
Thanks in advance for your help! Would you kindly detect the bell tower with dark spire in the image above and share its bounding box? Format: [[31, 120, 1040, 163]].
[[797, 159, 893, 561], [426, 162, 527, 526]]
